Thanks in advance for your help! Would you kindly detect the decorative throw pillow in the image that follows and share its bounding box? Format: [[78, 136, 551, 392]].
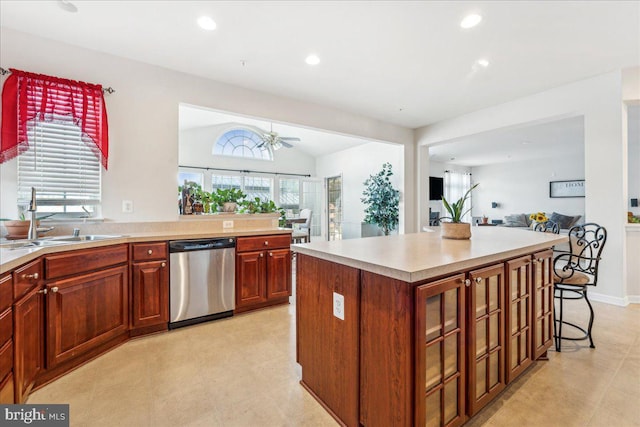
[[503, 213, 529, 227], [549, 212, 581, 229]]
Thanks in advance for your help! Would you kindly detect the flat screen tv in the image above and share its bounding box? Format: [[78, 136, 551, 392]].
[[429, 176, 443, 201]]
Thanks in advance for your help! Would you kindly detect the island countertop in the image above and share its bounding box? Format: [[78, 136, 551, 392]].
[[292, 226, 567, 283]]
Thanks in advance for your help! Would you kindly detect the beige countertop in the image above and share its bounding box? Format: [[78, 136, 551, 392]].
[[0, 227, 292, 275], [292, 226, 567, 283]]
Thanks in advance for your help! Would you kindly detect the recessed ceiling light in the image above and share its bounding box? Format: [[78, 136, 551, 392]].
[[197, 16, 217, 31], [57, 0, 78, 13], [305, 55, 320, 65], [477, 59, 489, 68], [460, 14, 482, 29]]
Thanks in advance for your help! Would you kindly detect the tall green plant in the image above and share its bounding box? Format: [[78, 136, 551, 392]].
[[361, 163, 400, 236], [441, 183, 479, 223]]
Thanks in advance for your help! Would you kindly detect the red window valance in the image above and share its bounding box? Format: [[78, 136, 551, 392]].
[[1, 68, 109, 169]]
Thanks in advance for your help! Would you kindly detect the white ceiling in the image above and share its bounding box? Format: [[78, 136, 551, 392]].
[[179, 104, 370, 158], [1, 1, 638, 129], [429, 116, 585, 167]]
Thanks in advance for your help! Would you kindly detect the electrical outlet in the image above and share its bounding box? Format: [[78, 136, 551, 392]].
[[223, 220, 234, 229], [122, 200, 133, 213], [333, 292, 345, 320]]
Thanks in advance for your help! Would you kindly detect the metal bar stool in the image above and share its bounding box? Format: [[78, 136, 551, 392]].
[[552, 223, 607, 351]]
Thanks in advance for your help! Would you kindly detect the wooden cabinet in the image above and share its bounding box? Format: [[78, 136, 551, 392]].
[[531, 250, 554, 359], [467, 263, 506, 416], [0, 373, 14, 404], [505, 256, 533, 384], [415, 274, 467, 427], [236, 235, 291, 313], [46, 265, 128, 368], [130, 242, 169, 333], [13, 285, 44, 403], [0, 274, 13, 403]]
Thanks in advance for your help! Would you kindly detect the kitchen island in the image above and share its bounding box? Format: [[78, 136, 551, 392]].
[[293, 227, 567, 427]]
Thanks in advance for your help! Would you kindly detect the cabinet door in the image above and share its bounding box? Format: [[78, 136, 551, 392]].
[[131, 260, 168, 329], [236, 251, 267, 308], [47, 265, 128, 368], [505, 256, 533, 384], [415, 274, 467, 427], [532, 250, 554, 359], [467, 264, 505, 416], [14, 286, 44, 403], [266, 249, 291, 300]]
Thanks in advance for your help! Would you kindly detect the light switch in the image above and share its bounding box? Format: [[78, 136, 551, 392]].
[[333, 292, 345, 320], [122, 200, 133, 213]]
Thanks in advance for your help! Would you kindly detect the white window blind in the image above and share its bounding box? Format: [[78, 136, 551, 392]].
[[18, 117, 101, 208]]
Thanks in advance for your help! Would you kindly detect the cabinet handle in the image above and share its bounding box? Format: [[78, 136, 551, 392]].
[[22, 273, 39, 280], [38, 288, 48, 295], [475, 277, 482, 283], [148, 249, 153, 255], [537, 258, 543, 263], [264, 241, 269, 246], [260, 253, 264, 258], [463, 279, 471, 287], [161, 262, 166, 268], [269, 252, 273, 257], [50, 286, 59, 293]]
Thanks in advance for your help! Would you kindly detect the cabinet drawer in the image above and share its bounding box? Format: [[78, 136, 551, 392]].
[[237, 235, 290, 252], [0, 372, 13, 404], [0, 274, 11, 313], [132, 242, 167, 261], [0, 340, 12, 382], [0, 309, 11, 348], [13, 260, 42, 301], [44, 244, 128, 280]]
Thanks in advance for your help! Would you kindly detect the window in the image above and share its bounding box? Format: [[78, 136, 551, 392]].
[[2, 69, 109, 218], [279, 178, 300, 210], [444, 171, 472, 223], [17, 117, 101, 216], [213, 129, 272, 161], [209, 174, 273, 201]]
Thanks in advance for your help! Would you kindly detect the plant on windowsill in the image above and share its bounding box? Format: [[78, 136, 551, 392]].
[[441, 183, 479, 239], [212, 188, 247, 213], [361, 162, 400, 236]]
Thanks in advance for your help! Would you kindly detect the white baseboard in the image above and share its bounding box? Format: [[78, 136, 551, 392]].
[[588, 292, 634, 307], [627, 295, 640, 304]]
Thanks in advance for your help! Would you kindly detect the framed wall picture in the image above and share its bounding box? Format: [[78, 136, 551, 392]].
[[550, 180, 585, 198]]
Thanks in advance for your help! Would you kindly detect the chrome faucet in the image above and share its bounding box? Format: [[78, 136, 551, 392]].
[[27, 187, 38, 240]]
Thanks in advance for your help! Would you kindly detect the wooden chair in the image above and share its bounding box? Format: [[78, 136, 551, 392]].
[[552, 223, 607, 351]]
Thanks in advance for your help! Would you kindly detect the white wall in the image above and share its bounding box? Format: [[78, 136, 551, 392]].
[[0, 28, 415, 228], [179, 126, 316, 177], [471, 157, 585, 222], [415, 71, 627, 303], [316, 142, 404, 239]]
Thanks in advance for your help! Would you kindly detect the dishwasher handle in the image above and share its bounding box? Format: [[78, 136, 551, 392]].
[[169, 238, 235, 253]]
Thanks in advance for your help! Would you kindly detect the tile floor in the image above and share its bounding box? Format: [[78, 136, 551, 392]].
[[29, 298, 640, 426]]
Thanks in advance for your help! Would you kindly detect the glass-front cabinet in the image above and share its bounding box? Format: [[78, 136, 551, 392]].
[[415, 274, 467, 427]]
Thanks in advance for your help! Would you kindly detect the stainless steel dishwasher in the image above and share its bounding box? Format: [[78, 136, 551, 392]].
[[169, 238, 235, 329]]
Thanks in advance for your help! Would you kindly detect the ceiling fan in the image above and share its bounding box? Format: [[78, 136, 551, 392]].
[[258, 124, 300, 151]]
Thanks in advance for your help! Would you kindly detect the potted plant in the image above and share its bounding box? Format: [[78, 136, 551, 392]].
[[213, 188, 246, 213], [361, 163, 400, 236], [0, 213, 41, 239], [441, 183, 479, 239], [239, 197, 283, 215]]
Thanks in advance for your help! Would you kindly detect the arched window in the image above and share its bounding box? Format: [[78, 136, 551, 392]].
[[213, 129, 272, 160]]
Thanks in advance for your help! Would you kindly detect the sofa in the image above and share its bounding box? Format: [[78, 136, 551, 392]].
[[500, 212, 582, 231]]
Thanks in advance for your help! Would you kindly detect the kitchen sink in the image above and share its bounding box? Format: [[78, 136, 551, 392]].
[[50, 234, 124, 242]]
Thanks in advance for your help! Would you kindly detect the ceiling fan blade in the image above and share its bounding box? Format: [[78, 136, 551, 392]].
[[280, 140, 294, 148], [279, 137, 301, 141]]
